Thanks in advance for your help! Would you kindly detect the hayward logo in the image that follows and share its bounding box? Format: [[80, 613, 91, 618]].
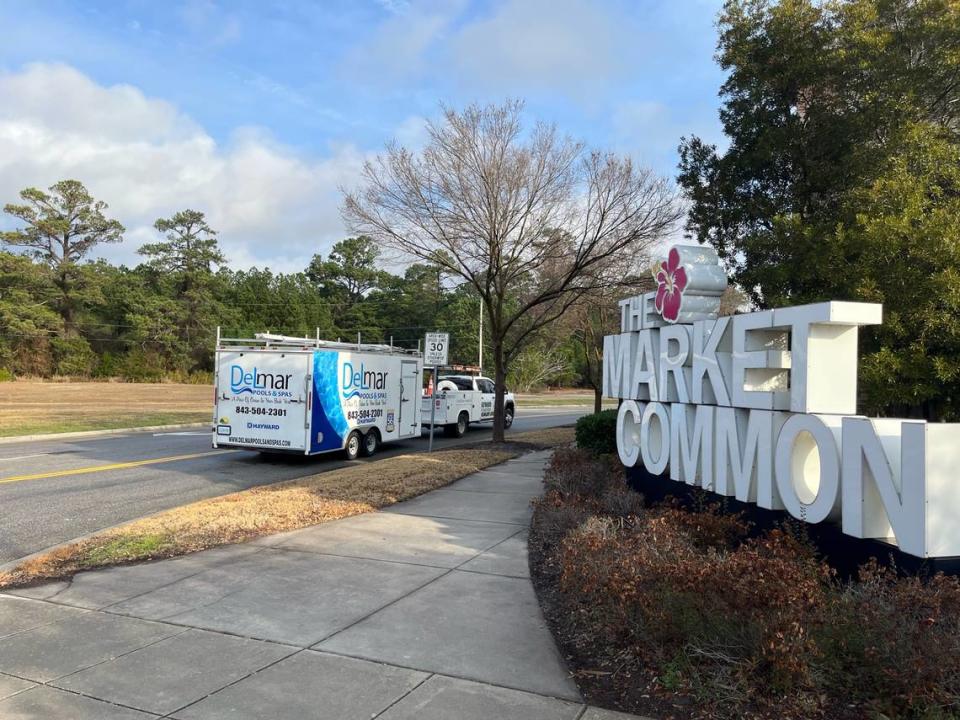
[[230, 365, 293, 395], [342, 362, 388, 399]]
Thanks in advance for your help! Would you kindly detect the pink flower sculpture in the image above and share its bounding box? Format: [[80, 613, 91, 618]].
[[654, 247, 687, 323]]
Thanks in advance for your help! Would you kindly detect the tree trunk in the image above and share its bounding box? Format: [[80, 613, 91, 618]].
[[492, 342, 506, 443], [594, 386, 602, 414], [56, 268, 75, 337]]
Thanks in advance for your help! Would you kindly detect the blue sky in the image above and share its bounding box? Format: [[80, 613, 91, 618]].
[[0, 0, 727, 271]]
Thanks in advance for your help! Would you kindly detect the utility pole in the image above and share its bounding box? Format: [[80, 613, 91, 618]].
[[478, 299, 483, 373]]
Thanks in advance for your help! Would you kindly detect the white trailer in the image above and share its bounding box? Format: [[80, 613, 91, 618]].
[[213, 334, 423, 459], [422, 374, 516, 438]]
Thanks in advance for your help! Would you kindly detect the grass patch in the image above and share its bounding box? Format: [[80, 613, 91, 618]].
[[0, 446, 524, 589], [506, 425, 575, 447], [81, 534, 177, 567], [1, 413, 210, 437], [0, 381, 211, 437], [515, 393, 617, 408]]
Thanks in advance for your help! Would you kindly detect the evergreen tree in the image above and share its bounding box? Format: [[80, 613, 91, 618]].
[[1, 180, 124, 333], [139, 210, 227, 370]]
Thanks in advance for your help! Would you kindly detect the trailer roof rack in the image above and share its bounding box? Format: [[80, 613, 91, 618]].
[[216, 332, 421, 357]]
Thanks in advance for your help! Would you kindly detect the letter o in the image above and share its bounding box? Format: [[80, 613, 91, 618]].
[[616, 400, 643, 467], [640, 402, 671, 475], [774, 414, 840, 523]]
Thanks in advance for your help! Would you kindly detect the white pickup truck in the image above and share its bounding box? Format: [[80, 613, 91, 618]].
[[422, 375, 516, 437]]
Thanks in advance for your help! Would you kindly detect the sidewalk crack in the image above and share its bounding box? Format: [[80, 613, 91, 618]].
[[370, 672, 434, 719]]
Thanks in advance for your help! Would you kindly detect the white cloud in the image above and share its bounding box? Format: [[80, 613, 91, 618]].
[[344, 0, 636, 102], [450, 0, 633, 101], [343, 1, 461, 83], [0, 63, 368, 274]]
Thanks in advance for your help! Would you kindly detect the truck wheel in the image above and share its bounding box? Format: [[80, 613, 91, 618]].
[[445, 411, 469, 438], [503, 405, 515, 429], [361, 429, 380, 457], [344, 431, 361, 460]]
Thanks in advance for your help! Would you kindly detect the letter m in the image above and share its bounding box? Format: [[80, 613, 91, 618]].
[[602, 333, 635, 398]]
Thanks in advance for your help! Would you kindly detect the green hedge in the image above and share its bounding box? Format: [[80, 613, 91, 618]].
[[575, 409, 618, 455]]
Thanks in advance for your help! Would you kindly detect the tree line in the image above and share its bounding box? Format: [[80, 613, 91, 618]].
[[0, 182, 621, 402], [0, 193, 489, 381]]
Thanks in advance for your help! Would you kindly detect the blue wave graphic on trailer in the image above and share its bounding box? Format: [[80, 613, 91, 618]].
[[311, 350, 349, 453]]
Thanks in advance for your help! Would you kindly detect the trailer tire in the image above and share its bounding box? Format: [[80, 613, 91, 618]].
[[503, 404, 515, 429], [344, 431, 362, 461], [361, 429, 380, 457], [445, 411, 469, 438]]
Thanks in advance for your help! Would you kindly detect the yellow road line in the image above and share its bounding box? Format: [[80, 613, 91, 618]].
[[0, 450, 236, 485]]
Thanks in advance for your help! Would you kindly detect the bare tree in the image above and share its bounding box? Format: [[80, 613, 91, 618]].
[[343, 100, 681, 440], [508, 345, 570, 393]]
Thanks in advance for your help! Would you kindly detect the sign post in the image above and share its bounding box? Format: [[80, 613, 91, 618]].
[[424, 332, 449, 452]]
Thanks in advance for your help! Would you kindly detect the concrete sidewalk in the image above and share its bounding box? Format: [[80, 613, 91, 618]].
[[0, 451, 644, 719]]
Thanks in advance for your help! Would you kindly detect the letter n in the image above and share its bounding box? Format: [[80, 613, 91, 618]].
[[841, 417, 926, 557]]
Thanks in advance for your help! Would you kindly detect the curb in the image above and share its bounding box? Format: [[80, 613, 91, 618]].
[[0, 422, 211, 445], [0, 527, 109, 576]]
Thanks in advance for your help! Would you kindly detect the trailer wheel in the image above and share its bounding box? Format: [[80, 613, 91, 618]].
[[361, 429, 380, 457], [445, 411, 469, 438], [344, 431, 362, 460], [503, 404, 515, 429]]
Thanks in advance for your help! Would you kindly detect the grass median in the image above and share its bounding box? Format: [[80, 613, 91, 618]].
[[0, 426, 574, 590], [0, 381, 211, 437]]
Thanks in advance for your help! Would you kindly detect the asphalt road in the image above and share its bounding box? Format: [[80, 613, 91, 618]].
[[0, 407, 587, 565]]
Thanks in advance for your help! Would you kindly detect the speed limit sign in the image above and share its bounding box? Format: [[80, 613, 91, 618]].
[[424, 332, 449, 366]]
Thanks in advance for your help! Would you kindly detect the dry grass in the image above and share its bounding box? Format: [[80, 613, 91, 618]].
[[0, 447, 518, 589], [0, 381, 211, 436], [0, 380, 588, 437], [514, 390, 616, 407], [507, 425, 576, 447]]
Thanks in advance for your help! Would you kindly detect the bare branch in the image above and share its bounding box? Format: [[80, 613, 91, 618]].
[[341, 100, 681, 439]]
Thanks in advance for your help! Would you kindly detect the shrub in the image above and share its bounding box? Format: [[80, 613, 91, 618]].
[[530, 445, 960, 719], [0, 368, 13, 382], [164, 369, 214, 385], [50, 336, 96, 377], [558, 513, 830, 709], [575, 409, 618, 455], [818, 561, 960, 718], [541, 447, 637, 514], [118, 349, 165, 382]]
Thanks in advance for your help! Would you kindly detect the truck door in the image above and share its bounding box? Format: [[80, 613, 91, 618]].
[[399, 361, 420, 435], [477, 378, 495, 420]]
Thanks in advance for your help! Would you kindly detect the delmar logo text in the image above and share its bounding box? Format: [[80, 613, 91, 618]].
[[341, 362, 388, 400], [604, 245, 960, 559], [230, 365, 293, 395]]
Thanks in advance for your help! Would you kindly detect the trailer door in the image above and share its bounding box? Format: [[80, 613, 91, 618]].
[[399, 360, 420, 436], [214, 350, 310, 452]]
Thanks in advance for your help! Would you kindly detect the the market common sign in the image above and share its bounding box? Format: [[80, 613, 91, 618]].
[[604, 245, 960, 559]]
